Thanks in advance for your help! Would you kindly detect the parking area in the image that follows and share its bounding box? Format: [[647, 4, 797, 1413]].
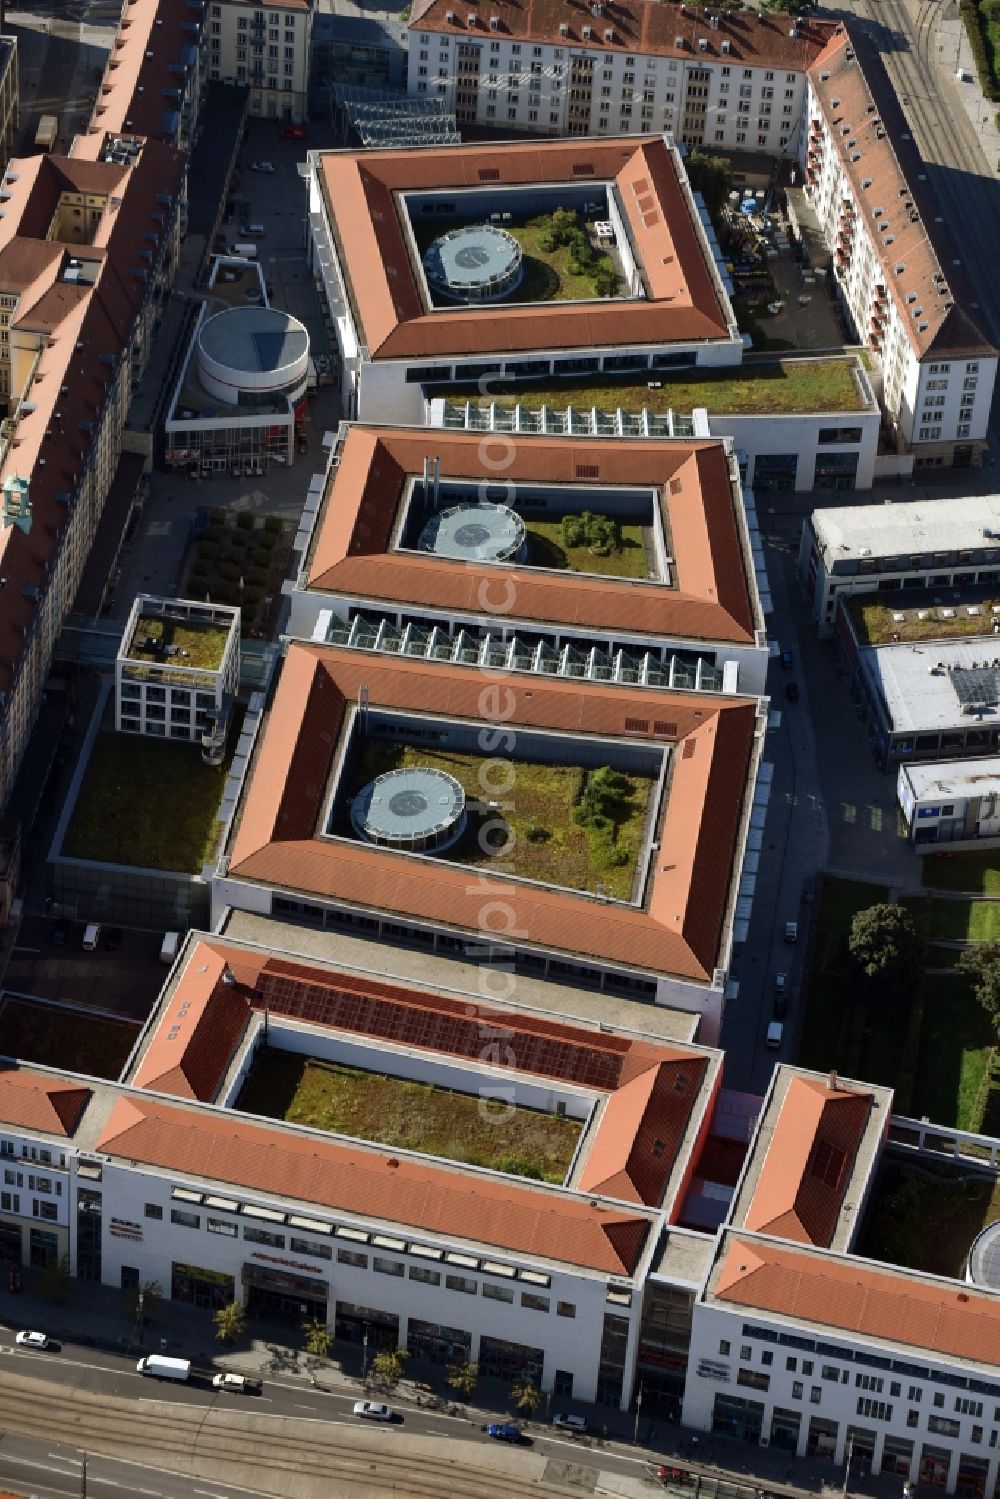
[[4, 917, 169, 1023]]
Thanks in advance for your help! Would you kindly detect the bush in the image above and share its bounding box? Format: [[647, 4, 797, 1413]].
[[219, 561, 241, 583], [961, 0, 1000, 97], [560, 514, 585, 549], [594, 265, 618, 298], [242, 585, 264, 606], [263, 513, 282, 534], [235, 510, 255, 530], [524, 824, 550, 844], [197, 540, 218, 561], [247, 567, 267, 586]]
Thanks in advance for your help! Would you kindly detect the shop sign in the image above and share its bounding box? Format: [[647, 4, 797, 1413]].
[[250, 1250, 318, 1276], [172, 1261, 234, 1286], [109, 1217, 143, 1241]]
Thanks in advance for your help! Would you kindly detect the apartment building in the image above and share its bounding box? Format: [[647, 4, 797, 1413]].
[[0, 38, 18, 167], [0, 140, 186, 805], [206, 0, 312, 122], [307, 133, 741, 424], [407, 0, 835, 152], [802, 28, 997, 468], [799, 494, 1000, 636], [85, 0, 208, 152]]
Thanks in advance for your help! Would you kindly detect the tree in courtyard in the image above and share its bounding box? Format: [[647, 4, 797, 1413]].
[[959, 941, 1000, 1040], [447, 1360, 479, 1400], [36, 1254, 72, 1306], [213, 1301, 246, 1345], [371, 1347, 409, 1391], [848, 903, 919, 994], [685, 150, 734, 219], [301, 1320, 333, 1360], [511, 1377, 544, 1416]]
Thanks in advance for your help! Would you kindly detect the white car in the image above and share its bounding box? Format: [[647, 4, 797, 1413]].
[[552, 1412, 587, 1432], [251, 160, 274, 173], [15, 1330, 49, 1349], [212, 1372, 261, 1394], [353, 1400, 393, 1421]]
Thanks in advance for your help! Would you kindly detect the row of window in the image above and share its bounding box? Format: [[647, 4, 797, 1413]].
[[420, 34, 797, 85], [3, 1170, 61, 1196], [0, 1191, 58, 1220], [734, 1324, 1000, 1400], [0, 1141, 63, 1167]]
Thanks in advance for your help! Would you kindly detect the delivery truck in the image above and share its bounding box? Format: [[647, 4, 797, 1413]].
[[137, 1355, 191, 1381], [34, 115, 58, 153]]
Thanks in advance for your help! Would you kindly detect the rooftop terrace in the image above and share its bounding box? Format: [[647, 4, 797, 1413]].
[[125, 614, 231, 672], [847, 590, 1000, 648]]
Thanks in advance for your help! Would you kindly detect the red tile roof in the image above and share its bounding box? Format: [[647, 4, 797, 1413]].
[[740, 1076, 872, 1246], [306, 427, 757, 645], [716, 1234, 1000, 1369], [82, 0, 198, 147], [0, 1066, 91, 1136], [98, 1093, 653, 1273], [578, 1053, 708, 1205], [227, 645, 758, 982], [319, 135, 732, 362], [410, 0, 835, 70], [131, 949, 252, 1102]]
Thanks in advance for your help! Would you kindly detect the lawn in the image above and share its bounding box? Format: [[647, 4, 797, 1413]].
[[847, 594, 1000, 648], [236, 1052, 582, 1182], [340, 742, 655, 901], [0, 997, 139, 1080], [507, 217, 618, 302], [525, 520, 652, 579], [918, 896, 1000, 943], [450, 358, 865, 416], [923, 851, 1000, 895], [910, 971, 995, 1130], [63, 729, 235, 873], [127, 615, 230, 671], [857, 1156, 1000, 1279], [798, 877, 890, 1074]]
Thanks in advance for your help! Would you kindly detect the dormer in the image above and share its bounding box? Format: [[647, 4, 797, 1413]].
[[2, 475, 30, 536]]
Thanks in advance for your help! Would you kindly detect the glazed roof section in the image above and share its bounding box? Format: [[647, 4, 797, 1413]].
[[730, 1068, 889, 1252], [305, 427, 758, 644], [128, 934, 720, 1211], [409, 0, 836, 70], [0, 142, 184, 693], [710, 1231, 1000, 1374], [807, 29, 996, 362], [318, 135, 733, 361], [225, 644, 759, 983], [80, 0, 202, 149]]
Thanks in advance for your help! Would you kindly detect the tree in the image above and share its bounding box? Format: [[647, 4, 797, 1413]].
[[848, 903, 919, 992], [511, 1377, 544, 1416], [213, 1301, 246, 1345], [447, 1360, 479, 1400], [36, 1254, 72, 1306], [959, 941, 1000, 1038], [125, 1279, 163, 1329], [686, 150, 734, 219], [301, 1320, 332, 1360], [371, 1348, 409, 1391]]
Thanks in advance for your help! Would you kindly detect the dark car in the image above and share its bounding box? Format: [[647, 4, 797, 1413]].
[[486, 1423, 524, 1444], [280, 122, 306, 140], [780, 648, 793, 670], [103, 926, 123, 952], [50, 919, 69, 946], [785, 681, 800, 703]]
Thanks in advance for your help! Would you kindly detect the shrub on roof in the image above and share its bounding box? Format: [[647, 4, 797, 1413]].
[[263, 513, 282, 534], [235, 510, 254, 530]]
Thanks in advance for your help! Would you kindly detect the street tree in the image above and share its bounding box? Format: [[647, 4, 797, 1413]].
[[446, 1360, 479, 1400], [848, 903, 919, 991], [959, 941, 1000, 1039], [371, 1348, 409, 1391], [511, 1378, 544, 1416], [125, 1279, 163, 1329], [685, 151, 734, 218], [301, 1320, 332, 1360], [36, 1254, 72, 1306], [213, 1301, 246, 1345]]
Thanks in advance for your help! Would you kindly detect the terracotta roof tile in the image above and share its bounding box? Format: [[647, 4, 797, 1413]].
[[307, 428, 757, 645], [0, 1066, 91, 1137], [227, 645, 757, 981], [319, 135, 732, 363], [578, 1055, 708, 1205], [98, 1093, 653, 1274], [131, 949, 251, 1102]]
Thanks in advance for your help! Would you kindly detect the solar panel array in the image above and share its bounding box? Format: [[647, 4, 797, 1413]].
[[952, 665, 1000, 710], [254, 957, 628, 1091]]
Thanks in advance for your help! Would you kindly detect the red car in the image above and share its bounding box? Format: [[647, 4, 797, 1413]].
[[280, 123, 306, 140]]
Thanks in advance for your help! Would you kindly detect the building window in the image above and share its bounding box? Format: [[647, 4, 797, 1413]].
[[289, 1237, 332, 1261], [207, 1218, 238, 1237], [409, 1265, 441, 1286], [557, 1302, 576, 1318], [787, 1358, 798, 1372], [928, 1416, 961, 1438], [170, 1209, 200, 1229], [243, 1226, 284, 1248], [522, 1293, 550, 1312], [144, 1203, 163, 1220], [793, 1381, 804, 1399], [720, 1340, 731, 1356], [337, 1248, 367, 1269], [446, 1274, 477, 1295], [738, 1368, 771, 1391], [373, 1256, 404, 1277], [482, 1282, 513, 1303]]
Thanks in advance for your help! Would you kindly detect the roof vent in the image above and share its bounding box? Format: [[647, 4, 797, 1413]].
[[861, 178, 872, 190], [466, 12, 476, 24], [850, 151, 862, 162]]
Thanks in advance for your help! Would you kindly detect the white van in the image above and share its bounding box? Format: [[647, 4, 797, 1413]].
[[160, 930, 180, 965], [765, 1020, 784, 1049], [229, 242, 257, 260], [137, 1355, 190, 1382], [82, 923, 101, 951]]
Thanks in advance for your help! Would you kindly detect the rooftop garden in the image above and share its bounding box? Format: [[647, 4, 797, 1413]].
[[63, 726, 237, 873], [848, 593, 1000, 648], [506, 211, 619, 302], [0, 996, 139, 1080], [180, 509, 291, 639], [525, 514, 653, 579], [126, 614, 230, 671], [449, 358, 865, 416], [338, 740, 656, 902], [235, 1052, 582, 1182], [857, 1156, 1000, 1279]]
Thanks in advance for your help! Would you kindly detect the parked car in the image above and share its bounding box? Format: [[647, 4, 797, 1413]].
[[486, 1423, 524, 1443], [780, 648, 793, 670], [353, 1400, 393, 1421], [15, 1330, 50, 1349], [765, 1020, 784, 1049], [50, 919, 68, 946], [785, 681, 800, 703], [552, 1413, 587, 1432], [784, 920, 798, 944], [250, 160, 274, 173], [280, 123, 306, 140], [104, 926, 122, 952], [212, 1372, 261, 1395]]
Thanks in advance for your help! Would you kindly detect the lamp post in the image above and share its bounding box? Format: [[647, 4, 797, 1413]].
[[633, 1381, 644, 1446], [137, 1287, 145, 1348], [843, 1432, 855, 1499], [362, 1326, 369, 1382]]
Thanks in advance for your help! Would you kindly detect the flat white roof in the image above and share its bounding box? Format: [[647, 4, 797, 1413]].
[[813, 494, 1000, 563], [901, 756, 1000, 799], [863, 637, 1000, 734]]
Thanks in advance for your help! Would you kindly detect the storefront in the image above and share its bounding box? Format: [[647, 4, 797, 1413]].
[[242, 1261, 327, 1323], [711, 1393, 764, 1443], [334, 1301, 398, 1350], [807, 1416, 839, 1461], [880, 1435, 914, 1477], [479, 1334, 544, 1386], [920, 1445, 952, 1488], [0, 1222, 21, 1263], [956, 1456, 989, 1498], [752, 453, 798, 493], [28, 1228, 58, 1269], [769, 1408, 802, 1453], [408, 1319, 472, 1368], [173, 1261, 236, 1311]]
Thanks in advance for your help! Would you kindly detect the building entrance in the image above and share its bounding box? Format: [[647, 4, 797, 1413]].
[[242, 1262, 327, 1325]]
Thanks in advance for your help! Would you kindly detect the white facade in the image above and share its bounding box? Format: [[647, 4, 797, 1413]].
[[115, 596, 240, 745], [409, 25, 809, 154], [206, 0, 311, 121], [898, 757, 1000, 850], [0, 1131, 72, 1267]]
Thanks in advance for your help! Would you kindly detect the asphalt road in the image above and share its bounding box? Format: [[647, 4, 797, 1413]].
[[0, 1432, 267, 1499]]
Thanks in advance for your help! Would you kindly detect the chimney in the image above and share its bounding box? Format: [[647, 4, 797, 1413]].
[[2, 474, 30, 536], [829, 1069, 839, 1092], [433, 455, 441, 507]]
